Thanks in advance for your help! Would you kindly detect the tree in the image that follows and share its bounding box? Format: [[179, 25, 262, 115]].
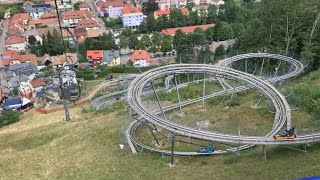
[[121, 28, 132, 36], [231, 23, 245, 38], [146, 13, 157, 32], [205, 27, 214, 43], [0, 6, 5, 19], [128, 35, 139, 49], [0, 110, 20, 127], [173, 29, 185, 47], [152, 32, 162, 47], [169, 9, 187, 27], [198, 46, 215, 64], [136, 41, 146, 50], [214, 22, 234, 41], [207, 5, 218, 23], [198, 9, 207, 24], [188, 11, 199, 25], [214, 44, 225, 60], [160, 39, 172, 52], [156, 15, 169, 31], [141, 34, 152, 48], [190, 28, 208, 46], [74, 2, 80, 10], [119, 35, 129, 49], [139, 21, 148, 33], [149, 44, 157, 53], [186, 3, 195, 11], [143, 2, 159, 14]]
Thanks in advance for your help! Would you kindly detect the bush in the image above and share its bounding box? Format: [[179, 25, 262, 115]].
[[0, 110, 21, 127]]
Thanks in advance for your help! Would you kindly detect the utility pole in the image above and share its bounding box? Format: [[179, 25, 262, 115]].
[[59, 68, 71, 121]]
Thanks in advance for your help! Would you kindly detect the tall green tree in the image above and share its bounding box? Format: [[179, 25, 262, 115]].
[[207, 5, 218, 23], [152, 32, 162, 47], [136, 41, 146, 50], [119, 35, 129, 51], [141, 34, 152, 48], [160, 39, 172, 52], [214, 44, 225, 60], [214, 22, 234, 41], [146, 13, 157, 32], [129, 35, 139, 49]]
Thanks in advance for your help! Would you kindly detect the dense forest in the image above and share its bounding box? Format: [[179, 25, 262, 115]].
[[171, 0, 320, 69]]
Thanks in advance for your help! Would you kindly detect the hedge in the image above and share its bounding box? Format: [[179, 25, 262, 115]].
[[0, 110, 21, 128]]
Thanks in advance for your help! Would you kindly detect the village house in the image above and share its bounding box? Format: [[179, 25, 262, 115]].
[[154, 8, 189, 19], [5, 36, 27, 52], [97, 0, 125, 18], [23, 3, 52, 19], [79, 2, 91, 11], [131, 50, 151, 67], [121, 5, 146, 29], [61, 10, 92, 27]]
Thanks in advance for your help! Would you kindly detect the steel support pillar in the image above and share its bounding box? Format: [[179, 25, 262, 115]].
[[151, 81, 167, 120], [259, 58, 265, 77], [149, 127, 160, 146], [202, 72, 206, 109], [63, 99, 70, 121], [174, 75, 183, 115], [170, 133, 176, 166], [262, 145, 267, 161]]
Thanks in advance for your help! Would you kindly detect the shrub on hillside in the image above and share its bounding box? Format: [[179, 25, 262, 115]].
[[0, 110, 21, 127]]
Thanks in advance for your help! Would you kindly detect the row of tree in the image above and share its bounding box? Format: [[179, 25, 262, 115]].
[[138, 0, 249, 33], [30, 29, 66, 56], [119, 31, 173, 53], [231, 0, 320, 70]]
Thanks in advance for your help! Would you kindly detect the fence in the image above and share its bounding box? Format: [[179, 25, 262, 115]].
[[35, 99, 89, 114]]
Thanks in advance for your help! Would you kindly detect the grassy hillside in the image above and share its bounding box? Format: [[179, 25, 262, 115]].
[[0, 102, 319, 180], [1, 72, 320, 179]]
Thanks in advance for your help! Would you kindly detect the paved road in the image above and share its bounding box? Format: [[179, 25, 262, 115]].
[[85, 0, 107, 33], [0, 19, 9, 92]]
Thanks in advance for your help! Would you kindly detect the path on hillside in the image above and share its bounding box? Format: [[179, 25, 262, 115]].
[[85, 81, 109, 100]]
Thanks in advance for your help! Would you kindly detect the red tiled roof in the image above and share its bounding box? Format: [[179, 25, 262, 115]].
[[121, 5, 141, 14], [161, 24, 216, 35], [41, 11, 57, 19], [76, 18, 99, 29], [20, 54, 38, 65], [154, 10, 170, 16], [131, 50, 150, 62], [154, 8, 188, 16], [41, 54, 50, 64], [12, 13, 29, 21], [86, 50, 103, 60], [61, 10, 91, 20], [28, 18, 58, 25], [30, 78, 44, 88], [1, 50, 21, 66], [180, 8, 189, 13], [42, 53, 78, 65], [98, 0, 124, 9], [1, 50, 37, 66], [79, 2, 90, 8], [74, 28, 88, 38], [5, 36, 26, 45]]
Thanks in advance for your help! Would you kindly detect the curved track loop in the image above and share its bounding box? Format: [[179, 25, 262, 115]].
[[127, 53, 320, 155], [127, 64, 291, 145]]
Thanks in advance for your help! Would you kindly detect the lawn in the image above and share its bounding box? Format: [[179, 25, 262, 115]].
[[0, 101, 319, 180]]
